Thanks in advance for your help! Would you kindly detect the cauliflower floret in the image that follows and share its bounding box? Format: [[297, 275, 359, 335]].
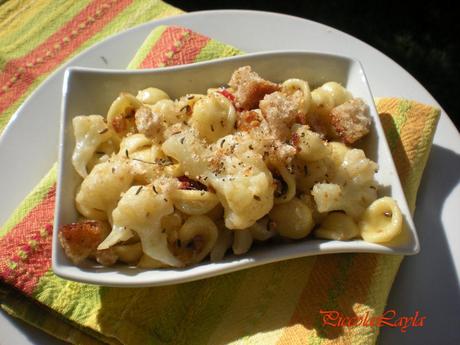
[[292, 125, 329, 162], [208, 135, 275, 229], [310, 148, 378, 218], [311, 183, 343, 213]]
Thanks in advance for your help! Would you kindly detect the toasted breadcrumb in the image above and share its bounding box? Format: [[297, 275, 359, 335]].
[[259, 91, 303, 141], [135, 106, 162, 138], [228, 66, 279, 110], [58, 220, 110, 264], [330, 98, 371, 144]]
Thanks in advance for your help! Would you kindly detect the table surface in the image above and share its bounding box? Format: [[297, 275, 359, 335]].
[[0, 9, 459, 345]]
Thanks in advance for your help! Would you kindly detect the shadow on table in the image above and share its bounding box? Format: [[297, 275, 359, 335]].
[[381, 144, 460, 344]]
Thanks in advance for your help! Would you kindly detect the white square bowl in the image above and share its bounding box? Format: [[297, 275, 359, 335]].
[[53, 51, 419, 287]]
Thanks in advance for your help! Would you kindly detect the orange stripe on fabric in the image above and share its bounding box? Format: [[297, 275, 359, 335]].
[[139, 26, 210, 68], [275, 255, 345, 344], [0, 0, 133, 115], [0, 186, 55, 295]]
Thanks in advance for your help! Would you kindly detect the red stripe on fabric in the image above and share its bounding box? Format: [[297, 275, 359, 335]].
[[139, 26, 210, 68], [168, 31, 210, 66], [0, 0, 133, 115], [0, 186, 56, 295]]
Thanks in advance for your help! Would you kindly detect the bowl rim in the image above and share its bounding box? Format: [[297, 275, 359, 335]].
[[53, 49, 419, 287]]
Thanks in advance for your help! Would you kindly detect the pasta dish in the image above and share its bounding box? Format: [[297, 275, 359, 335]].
[[59, 66, 404, 268]]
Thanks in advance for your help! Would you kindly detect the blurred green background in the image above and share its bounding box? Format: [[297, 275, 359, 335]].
[[168, 0, 459, 130]]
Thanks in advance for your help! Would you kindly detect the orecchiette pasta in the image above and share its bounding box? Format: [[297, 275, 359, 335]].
[[190, 91, 236, 142], [171, 189, 220, 215], [315, 212, 359, 240], [359, 197, 403, 243], [269, 198, 314, 239], [60, 66, 406, 269], [107, 93, 142, 138], [232, 230, 253, 255], [169, 215, 218, 265], [136, 87, 170, 105], [281, 78, 311, 115], [311, 81, 352, 114]]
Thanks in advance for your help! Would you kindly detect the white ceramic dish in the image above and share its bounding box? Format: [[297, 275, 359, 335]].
[[52, 51, 419, 287], [1, 10, 459, 344]]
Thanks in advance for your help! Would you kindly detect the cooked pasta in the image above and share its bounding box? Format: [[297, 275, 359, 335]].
[[60, 66, 405, 268], [359, 197, 403, 243], [315, 212, 359, 240]]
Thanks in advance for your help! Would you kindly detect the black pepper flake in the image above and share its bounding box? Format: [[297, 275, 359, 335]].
[[253, 195, 261, 201], [111, 167, 115, 174], [180, 137, 185, 145], [152, 185, 158, 194], [210, 124, 215, 132], [135, 186, 143, 195], [98, 128, 109, 134], [220, 120, 225, 127], [187, 95, 194, 100], [164, 198, 168, 202], [155, 158, 173, 166], [132, 158, 155, 165], [125, 149, 129, 159], [249, 144, 254, 150], [220, 139, 225, 148], [96, 151, 105, 155]]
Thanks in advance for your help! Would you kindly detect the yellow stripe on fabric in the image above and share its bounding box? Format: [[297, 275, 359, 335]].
[[358, 255, 403, 345], [0, 164, 56, 237], [0, 0, 92, 69], [403, 104, 440, 211], [194, 39, 243, 63], [127, 25, 168, 69], [230, 258, 316, 345], [0, 0, 53, 43], [93, 283, 182, 344], [32, 271, 121, 344], [0, 0, 49, 39], [0, 285, 110, 345], [205, 258, 315, 345], [164, 270, 248, 345], [76, 0, 182, 56], [33, 271, 102, 325], [377, 99, 402, 152]]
